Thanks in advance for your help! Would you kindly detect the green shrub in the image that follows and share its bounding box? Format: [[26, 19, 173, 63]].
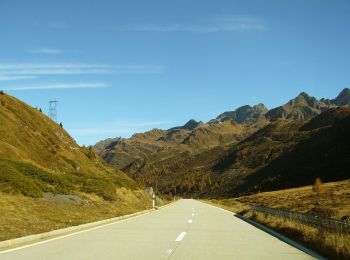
[[0, 159, 73, 196], [0, 161, 43, 197], [81, 177, 116, 201], [0, 159, 134, 201]]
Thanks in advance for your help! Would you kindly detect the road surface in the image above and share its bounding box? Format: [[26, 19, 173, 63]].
[[0, 199, 313, 259]]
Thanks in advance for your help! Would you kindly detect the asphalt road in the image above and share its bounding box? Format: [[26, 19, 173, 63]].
[[0, 199, 313, 259]]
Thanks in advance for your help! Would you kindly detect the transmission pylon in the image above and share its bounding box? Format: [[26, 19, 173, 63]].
[[48, 100, 58, 122]]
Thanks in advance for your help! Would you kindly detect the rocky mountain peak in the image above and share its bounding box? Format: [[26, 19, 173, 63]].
[[334, 88, 350, 105], [266, 92, 335, 121], [131, 128, 166, 141], [298, 91, 310, 98], [183, 119, 203, 130], [253, 103, 268, 113], [168, 119, 203, 131], [211, 103, 268, 124]]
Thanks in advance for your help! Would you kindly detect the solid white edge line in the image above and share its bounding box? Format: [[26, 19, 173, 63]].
[[0, 209, 157, 255], [175, 232, 186, 242]]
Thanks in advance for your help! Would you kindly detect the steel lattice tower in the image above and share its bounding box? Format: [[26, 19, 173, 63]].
[[48, 100, 58, 122]]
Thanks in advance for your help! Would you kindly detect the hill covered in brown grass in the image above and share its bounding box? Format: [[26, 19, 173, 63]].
[[0, 91, 144, 200]]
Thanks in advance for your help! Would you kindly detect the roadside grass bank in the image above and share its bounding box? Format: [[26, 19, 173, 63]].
[[0, 190, 163, 241]]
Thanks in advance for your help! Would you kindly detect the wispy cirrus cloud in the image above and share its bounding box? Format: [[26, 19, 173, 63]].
[[0, 63, 113, 76], [0, 63, 164, 82], [29, 48, 63, 55], [0, 63, 163, 75], [118, 16, 267, 33], [2, 82, 108, 91], [0, 75, 38, 81]]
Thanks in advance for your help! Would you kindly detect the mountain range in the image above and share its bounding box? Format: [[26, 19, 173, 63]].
[[94, 88, 350, 197]]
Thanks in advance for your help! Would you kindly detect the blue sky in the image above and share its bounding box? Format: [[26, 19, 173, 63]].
[[0, 0, 349, 145]]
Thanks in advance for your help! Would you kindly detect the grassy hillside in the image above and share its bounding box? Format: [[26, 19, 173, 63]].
[[0, 91, 139, 200], [228, 179, 350, 220], [0, 91, 152, 240]]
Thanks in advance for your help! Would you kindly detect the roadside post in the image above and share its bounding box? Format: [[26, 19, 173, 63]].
[[152, 194, 156, 208]]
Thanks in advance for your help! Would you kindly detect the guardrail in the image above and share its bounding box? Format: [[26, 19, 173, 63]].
[[249, 204, 350, 234]]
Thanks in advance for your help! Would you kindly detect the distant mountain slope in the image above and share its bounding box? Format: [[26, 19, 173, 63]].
[[210, 103, 268, 124], [94, 130, 172, 169], [0, 91, 141, 200], [169, 119, 203, 131], [233, 107, 350, 195], [264, 88, 349, 122], [182, 120, 244, 147], [94, 119, 259, 170], [333, 88, 350, 105], [265, 92, 335, 121]]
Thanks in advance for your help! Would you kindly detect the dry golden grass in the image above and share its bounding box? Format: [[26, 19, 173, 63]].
[[0, 191, 153, 241], [205, 180, 350, 259], [249, 212, 350, 259], [237, 179, 350, 220]]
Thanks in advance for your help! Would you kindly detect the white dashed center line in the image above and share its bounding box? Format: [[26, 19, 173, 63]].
[[188, 219, 193, 224], [175, 232, 186, 242]]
